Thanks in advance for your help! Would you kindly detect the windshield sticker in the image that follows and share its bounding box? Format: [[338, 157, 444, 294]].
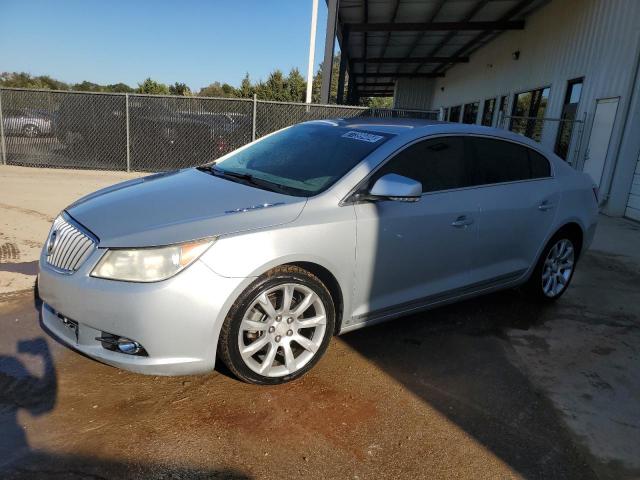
[[341, 131, 384, 143]]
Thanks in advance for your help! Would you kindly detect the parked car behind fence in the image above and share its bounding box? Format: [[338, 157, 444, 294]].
[[0, 87, 438, 172]]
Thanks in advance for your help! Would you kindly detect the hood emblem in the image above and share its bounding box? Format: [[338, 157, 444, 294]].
[[225, 202, 284, 214], [46, 229, 59, 256]]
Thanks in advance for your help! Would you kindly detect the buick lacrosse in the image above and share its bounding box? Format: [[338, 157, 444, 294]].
[[38, 118, 598, 384]]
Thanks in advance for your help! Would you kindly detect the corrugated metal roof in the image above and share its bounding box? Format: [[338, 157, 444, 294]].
[[338, 0, 549, 97]]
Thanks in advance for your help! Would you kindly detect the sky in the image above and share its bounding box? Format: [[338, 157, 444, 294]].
[[0, 0, 330, 90]]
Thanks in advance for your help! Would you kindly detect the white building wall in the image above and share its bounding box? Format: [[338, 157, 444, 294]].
[[395, 0, 640, 218], [393, 78, 435, 109]]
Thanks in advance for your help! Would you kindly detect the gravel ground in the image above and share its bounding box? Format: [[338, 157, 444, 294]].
[[0, 165, 639, 479]]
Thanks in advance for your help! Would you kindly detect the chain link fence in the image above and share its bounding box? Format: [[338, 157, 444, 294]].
[[0, 88, 438, 172], [498, 114, 586, 167]]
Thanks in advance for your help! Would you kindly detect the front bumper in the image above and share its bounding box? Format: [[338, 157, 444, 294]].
[[38, 248, 246, 375]]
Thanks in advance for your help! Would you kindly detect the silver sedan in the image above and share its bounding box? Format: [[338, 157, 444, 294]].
[[38, 119, 598, 384]]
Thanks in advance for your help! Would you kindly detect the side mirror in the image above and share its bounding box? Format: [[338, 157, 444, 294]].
[[366, 173, 422, 202]]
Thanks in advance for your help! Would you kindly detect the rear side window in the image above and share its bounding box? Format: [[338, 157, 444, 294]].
[[469, 137, 551, 185], [528, 149, 552, 178], [372, 137, 471, 193]]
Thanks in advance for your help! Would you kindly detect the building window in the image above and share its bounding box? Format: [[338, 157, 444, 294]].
[[510, 86, 550, 141], [554, 78, 584, 160], [449, 105, 462, 122], [481, 98, 496, 126], [462, 102, 479, 124]]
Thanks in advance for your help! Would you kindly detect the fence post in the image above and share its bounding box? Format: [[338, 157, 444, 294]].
[[496, 110, 504, 129], [252, 94, 257, 142], [125, 93, 131, 172], [438, 107, 444, 121], [0, 90, 7, 166]]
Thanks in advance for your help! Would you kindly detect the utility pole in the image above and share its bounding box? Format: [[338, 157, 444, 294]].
[[305, 0, 319, 104]]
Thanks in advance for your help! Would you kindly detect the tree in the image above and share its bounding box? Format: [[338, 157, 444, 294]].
[[255, 69, 289, 101], [72, 81, 104, 92], [104, 83, 134, 93], [169, 82, 191, 96], [238, 73, 254, 98], [361, 96, 393, 108], [0, 72, 69, 90], [137, 78, 170, 95], [199, 81, 237, 97], [286, 68, 306, 103]]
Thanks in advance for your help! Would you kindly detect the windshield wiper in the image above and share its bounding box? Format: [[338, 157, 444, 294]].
[[209, 165, 287, 194]]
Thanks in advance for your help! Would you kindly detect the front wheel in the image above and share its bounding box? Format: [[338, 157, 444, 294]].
[[218, 266, 335, 385], [526, 235, 577, 301]]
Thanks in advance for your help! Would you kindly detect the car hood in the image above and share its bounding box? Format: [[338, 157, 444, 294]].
[[66, 168, 306, 247]]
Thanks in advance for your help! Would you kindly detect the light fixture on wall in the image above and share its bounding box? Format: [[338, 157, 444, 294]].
[[440, 86, 445, 92], [512, 50, 521, 60]]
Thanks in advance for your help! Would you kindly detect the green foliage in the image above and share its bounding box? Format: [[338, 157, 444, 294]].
[[361, 96, 393, 108], [169, 82, 191, 96], [0, 55, 365, 105], [199, 81, 238, 98], [105, 83, 135, 93], [137, 78, 170, 95], [0, 72, 69, 90], [238, 73, 254, 98]]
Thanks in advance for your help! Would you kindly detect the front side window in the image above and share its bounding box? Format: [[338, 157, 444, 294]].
[[371, 137, 471, 193], [469, 137, 551, 185], [214, 123, 393, 196]]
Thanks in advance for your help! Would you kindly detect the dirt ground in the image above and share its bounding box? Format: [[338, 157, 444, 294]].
[[1, 165, 639, 479]]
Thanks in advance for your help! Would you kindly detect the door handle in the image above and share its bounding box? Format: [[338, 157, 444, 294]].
[[451, 215, 474, 228], [538, 201, 555, 211]]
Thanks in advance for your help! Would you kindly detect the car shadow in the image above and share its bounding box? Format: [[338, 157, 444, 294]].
[[340, 288, 599, 478]]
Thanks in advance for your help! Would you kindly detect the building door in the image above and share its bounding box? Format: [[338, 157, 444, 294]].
[[583, 97, 620, 187]]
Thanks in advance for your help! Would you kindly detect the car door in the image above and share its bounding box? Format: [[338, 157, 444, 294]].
[[468, 136, 559, 284], [351, 136, 480, 323]]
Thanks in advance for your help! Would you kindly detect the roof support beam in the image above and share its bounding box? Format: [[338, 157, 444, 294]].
[[355, 81, 395, 87], [432, 0, 536, 74], [352, 56, 469, 64], [374, 0, 401, 77], [320, 0, 339, 104], [346, 20, 524, 32], [353, 72, 444, 78]]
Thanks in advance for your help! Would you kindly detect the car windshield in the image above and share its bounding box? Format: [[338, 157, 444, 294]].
[[212, 122, 394, 197]]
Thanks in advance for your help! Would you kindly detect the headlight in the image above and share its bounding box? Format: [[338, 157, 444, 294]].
[[91, 238, 215, 282]]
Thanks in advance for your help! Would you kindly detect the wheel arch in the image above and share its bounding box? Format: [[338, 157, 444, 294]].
[[286, 261, 344, 335], [554, 221, 584, 259]]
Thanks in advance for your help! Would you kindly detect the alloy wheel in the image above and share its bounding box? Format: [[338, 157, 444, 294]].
[[237, 283, 327, 377], [542, 239, 575, 297]]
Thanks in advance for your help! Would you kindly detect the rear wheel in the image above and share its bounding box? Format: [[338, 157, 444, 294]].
[[218, 265, 335, 385], [526, 234, 577, 301]]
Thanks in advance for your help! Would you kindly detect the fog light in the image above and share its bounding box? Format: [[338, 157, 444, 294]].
[[96, 333, 147, 356], [117, 339, 142, 355]]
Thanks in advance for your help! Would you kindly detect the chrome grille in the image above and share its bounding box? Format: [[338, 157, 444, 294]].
[[45, 215, 96, 273]]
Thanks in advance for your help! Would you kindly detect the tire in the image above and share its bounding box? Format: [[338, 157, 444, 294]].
[[218, 265, 335, 385], [22, 124, 41, 138], [525, 232, 578, 302]]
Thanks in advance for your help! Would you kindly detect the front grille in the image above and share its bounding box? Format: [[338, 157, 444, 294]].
[[45, 215, 96, 273]]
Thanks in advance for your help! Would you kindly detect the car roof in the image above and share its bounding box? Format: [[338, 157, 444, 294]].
[[304, 117, 552, 154]]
